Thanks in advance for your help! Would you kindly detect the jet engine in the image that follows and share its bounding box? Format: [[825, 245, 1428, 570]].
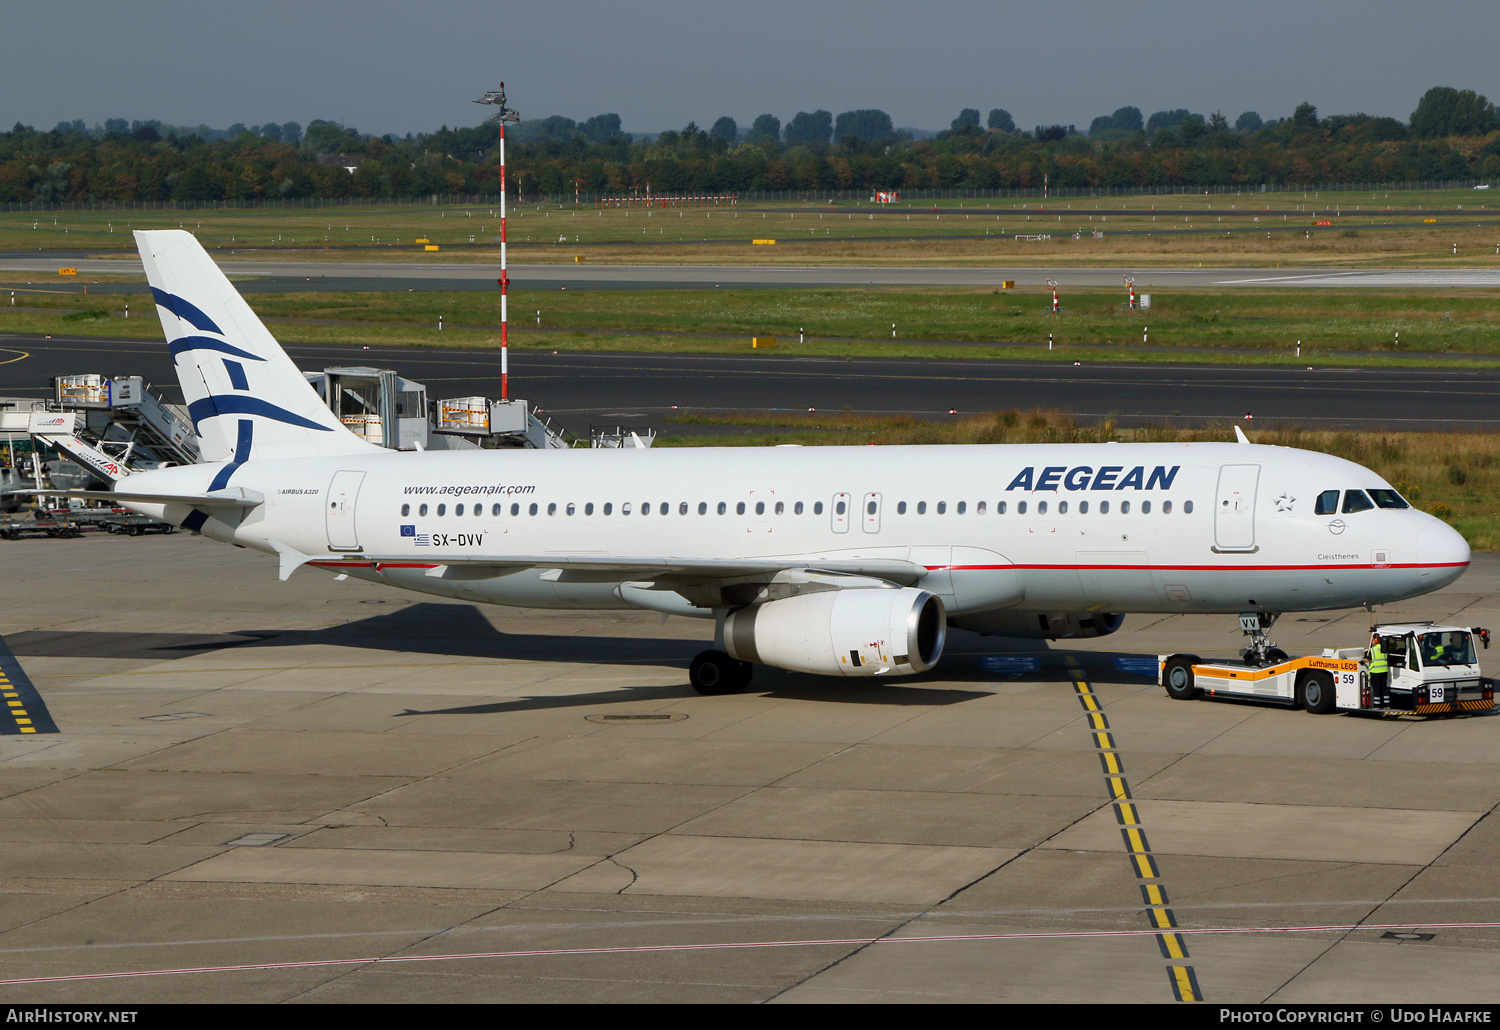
[[951, 611, 1125, 639], [723, 587, 945, 677]]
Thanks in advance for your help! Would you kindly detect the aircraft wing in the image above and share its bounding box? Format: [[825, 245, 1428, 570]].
[[317, 553, 925, 584]]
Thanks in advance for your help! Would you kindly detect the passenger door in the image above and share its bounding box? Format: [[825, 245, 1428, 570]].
[[326, 470, 365, 551], [1213, 464, 1260, 552]]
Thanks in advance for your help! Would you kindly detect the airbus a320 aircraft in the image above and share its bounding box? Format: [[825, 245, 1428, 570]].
[[89, 231, 1470, 693]]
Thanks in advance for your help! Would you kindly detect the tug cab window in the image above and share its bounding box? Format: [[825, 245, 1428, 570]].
[[1314, 490, 1340, 515], [1420, 630, 1476, 667], [1342, 490, 1375, 514]]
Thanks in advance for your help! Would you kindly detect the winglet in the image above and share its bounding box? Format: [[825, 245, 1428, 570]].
[[1234, 426, 1250, 444], [267, 539, 314, 582]]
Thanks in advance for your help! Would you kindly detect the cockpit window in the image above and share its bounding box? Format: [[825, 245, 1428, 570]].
[[1369, 489, 1410, 510], [1342, 490, 1375, 514], [1419, 630, 1476, 668], [1314, 490, 1340, 515]]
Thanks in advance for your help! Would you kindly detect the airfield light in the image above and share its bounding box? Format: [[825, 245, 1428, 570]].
[[474, 83, 521, 399]]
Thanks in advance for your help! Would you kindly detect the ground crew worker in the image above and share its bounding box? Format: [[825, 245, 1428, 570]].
[[1369, 635, 1389, 709]]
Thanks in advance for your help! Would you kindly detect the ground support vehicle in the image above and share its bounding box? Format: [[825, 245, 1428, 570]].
[[0, 512, 81, 540], [100, 513, 174, 536], [1160, 623, 1494, 716]]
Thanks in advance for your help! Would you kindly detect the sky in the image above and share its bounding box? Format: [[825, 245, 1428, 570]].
[[4, 0, 1497, 137]]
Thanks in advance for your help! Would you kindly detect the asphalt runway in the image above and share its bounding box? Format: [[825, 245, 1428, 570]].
[[3, 333, 1500, 434], [2, 533, 1499, 1002], [4, 257, 1500, 293]]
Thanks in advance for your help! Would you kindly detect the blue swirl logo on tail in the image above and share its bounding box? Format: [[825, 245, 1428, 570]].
[[188, 396, 334, 433], [150, 288, 225, 335]]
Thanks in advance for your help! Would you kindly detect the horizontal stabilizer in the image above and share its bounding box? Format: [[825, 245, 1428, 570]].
[[37, 486, 264, 509]]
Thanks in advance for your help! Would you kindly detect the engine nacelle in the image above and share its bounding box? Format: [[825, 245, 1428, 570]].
[[950, 610, 1125, 640], [724, 587, 945, 677]]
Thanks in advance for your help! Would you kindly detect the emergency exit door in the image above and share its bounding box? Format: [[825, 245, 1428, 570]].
[[862, 492, 882, 533], [1213, 464, 1260, 552], [326, 470, 365, 551]]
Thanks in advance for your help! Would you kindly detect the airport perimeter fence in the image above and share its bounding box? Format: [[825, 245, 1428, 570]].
[[1, 179, 1495, 213]]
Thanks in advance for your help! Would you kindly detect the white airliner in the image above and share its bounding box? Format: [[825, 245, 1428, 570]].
[[90, 230, 1470, 693]]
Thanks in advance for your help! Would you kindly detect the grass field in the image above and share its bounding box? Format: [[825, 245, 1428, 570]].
[[4, 187, 1499, 267], [6, 285, 1499, 366], [655, 408, 1500, 549]]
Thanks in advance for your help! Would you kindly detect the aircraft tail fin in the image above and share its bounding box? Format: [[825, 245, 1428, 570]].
[[134, 230, 376, 462]]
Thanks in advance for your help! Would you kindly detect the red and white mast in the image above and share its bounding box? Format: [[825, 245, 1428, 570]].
[[475, 83, 520, 400]]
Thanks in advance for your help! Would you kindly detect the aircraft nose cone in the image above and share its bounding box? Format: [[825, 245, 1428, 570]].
[[1417, 519, 1470, 588]]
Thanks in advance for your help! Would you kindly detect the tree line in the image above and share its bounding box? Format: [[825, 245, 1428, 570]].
[[2, 87, 1496, 204]]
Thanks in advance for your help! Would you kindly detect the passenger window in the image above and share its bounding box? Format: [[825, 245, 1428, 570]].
[[755, 501, 765, 515], [547, 503, 557, 516], [622, 502, 632, 515], [1142, 500, 1152, 514], [585, 503, 594, 515], [401, 503, 410, 516], [1369, 489, 1410, 509], [718, 502, 726, 515], [1018, 500, 1027, 514], [641, 502, 650, 515], [419, 503, 428, 516], [680, 502, 689, 515], [660, 502, 669, 515], [736, 501, 746, 515], [1037, 500, 1047, 515], [492, 503, 502, 516], [814, 501, 824, 515], [1163, 500, 1172, 514], [437, 504, 446, 516], [566, 503, 576, 516], [475, 505, 482, 517], [456, 504, 465, 516], [698, 502, 707, 514], [1058, 501, 1068, 514], [898, 501, 907, 514], [957, 501, 966, 514], [1079, 500, 1089, 514], [1343, 490, 1375, 514], [997, 501, 1007, 514], [836, 500, 847, 515], [1099, 500, 1109, 514], [795, 502, 804, 515], [603, 503, 612, 515], [917, 501, 927, 514], [977, 501, 986, 514], [510, 503, 520, 516], [1314, 490, 1340, 515], [1184, 500, 1193, 514], [528, 503, 538, 516], [937, 501, 947, 514], [776, 501, 784, 515], [1120, 500, 1131, 514]]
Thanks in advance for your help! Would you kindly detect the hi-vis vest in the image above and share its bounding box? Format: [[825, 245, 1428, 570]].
[[1369, 642, 1388, 675]]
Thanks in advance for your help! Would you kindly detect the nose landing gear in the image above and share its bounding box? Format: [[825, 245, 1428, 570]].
[[1240, 611, 1288, 666]]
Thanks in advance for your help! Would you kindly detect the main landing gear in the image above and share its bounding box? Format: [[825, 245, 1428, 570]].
[[1240, 611, 1289, 666], [689, 650, 754, 695]]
